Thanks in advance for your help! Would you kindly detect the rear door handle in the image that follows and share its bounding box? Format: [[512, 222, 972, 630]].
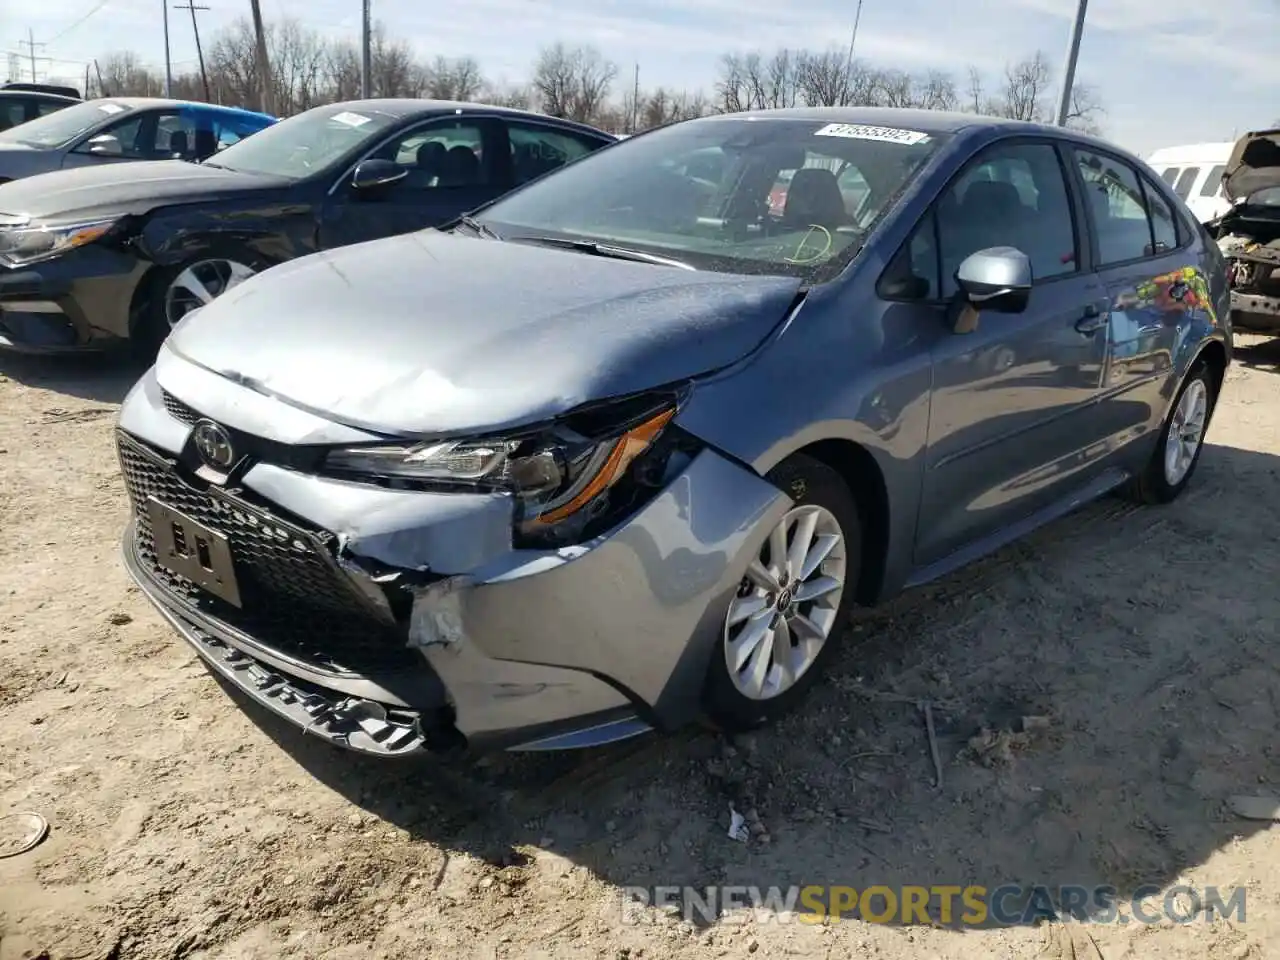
[[1075, 305, 1108, 335]]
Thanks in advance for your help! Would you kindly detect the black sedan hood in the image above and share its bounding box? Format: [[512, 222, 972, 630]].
[[166, 230, 804, 436], [1223, 129, 1280, 203], [0, 159, 284, 220]]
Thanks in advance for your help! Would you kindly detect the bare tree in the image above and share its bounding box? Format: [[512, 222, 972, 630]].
[[482, 81, 534, 110], [999, 50, 1051, 121], [531, 43, 617, 123], [423, 56, 485, 101], [97, 51, 164, 97]]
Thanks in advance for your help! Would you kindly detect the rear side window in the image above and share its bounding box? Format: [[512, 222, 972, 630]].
[[1172, 166, 1199, 199], [1075, 149, 1154, 265], [1142, 176, 1179, 253], [1159, 166, 1179, 185], [1200, 164, 1226, 197]]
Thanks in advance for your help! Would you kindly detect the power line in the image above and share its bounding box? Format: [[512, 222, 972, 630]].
[[19, 30, 46, 83], [173, 0, 211, 100], [46, 0, 113, 44]]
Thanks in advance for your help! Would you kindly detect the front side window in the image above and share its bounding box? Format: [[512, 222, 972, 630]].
[[77, 114, 150, 158], [376, 120, 488, 189], [508, 121, 599, 185], [936, 141, 1078, 296], [1172, 166, 1200, 199], [476, 117, 947, 281], [1075, 149, 1154, 265], [205, 105, 400, 180], [0, 101, 27, 131], [0, 100, 133, 148]]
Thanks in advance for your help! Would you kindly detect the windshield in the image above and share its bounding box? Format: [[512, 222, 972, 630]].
[[0, 100, 131, 148], [1247, 186, 1280, 207], [476, 117, 947, 281], [207, 106, 399, 179]]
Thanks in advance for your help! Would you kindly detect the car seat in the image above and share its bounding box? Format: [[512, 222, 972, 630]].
[[781, 168, 849, 230]]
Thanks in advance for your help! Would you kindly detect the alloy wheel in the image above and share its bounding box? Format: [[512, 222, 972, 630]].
[[723, 504, 847, 701], [1163, 378, 1209, 486], [163, 258, 257, 328]]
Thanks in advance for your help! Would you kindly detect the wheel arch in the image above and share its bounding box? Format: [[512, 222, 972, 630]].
[[779, 438, 890, 607]]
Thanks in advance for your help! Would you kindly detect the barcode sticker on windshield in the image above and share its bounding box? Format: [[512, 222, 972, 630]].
[[814, 123, 930, 145], [331, 111, 372, 128]]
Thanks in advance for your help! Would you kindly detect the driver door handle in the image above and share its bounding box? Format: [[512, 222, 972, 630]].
[[1075, 304, 1108, 335]]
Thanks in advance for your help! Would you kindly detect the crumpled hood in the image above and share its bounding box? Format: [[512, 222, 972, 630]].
[[166, 230, 804, 436], [0, 159, 282, 221], [1223, 129, 1280, 203]]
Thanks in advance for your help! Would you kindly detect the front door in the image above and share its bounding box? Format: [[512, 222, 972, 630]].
[[910, 139, 1112, 566], [317, 117, 505, 249]]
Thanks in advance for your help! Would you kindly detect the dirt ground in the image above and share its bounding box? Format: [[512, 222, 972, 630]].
[[2, 337, 1280, 960]]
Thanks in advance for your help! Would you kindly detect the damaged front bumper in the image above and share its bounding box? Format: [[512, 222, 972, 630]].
[[116, 359, 789, 758]]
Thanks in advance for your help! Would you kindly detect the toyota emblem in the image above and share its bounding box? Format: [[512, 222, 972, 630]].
[[192, 419, 236, 470]]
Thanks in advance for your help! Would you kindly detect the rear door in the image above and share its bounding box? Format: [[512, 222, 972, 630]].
[[498, 118, 613, 191], [1070, 147, 1200, 436], [903, 138, 1112, 565], [317, 116, 504, 249]]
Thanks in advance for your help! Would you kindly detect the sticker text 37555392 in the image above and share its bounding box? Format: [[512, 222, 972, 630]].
[[814, 123, 931, 145]]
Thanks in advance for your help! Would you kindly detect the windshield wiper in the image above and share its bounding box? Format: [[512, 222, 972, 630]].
[[510, 235, 695, 270], [446, 214, 502, 239]]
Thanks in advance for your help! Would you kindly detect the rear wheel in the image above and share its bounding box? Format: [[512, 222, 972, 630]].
[[1125, 362, 1216, 504], [704, 455, 861, 731]]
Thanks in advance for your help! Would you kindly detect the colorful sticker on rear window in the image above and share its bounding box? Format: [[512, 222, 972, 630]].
[[330, 111, 372, 128], [814, 123, 930, 145], [98, 103, 126, 114]]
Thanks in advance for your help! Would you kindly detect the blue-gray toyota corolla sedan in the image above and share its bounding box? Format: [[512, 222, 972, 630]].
[[116, 107, 1231, 758]]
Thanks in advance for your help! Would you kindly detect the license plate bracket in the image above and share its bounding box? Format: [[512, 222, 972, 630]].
[[146, 497, 243, 607]]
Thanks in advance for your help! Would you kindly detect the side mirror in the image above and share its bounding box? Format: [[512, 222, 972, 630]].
[[85, 134, 122, 157], [955, 246, 1032, 315], [351, 158, 407, 191]]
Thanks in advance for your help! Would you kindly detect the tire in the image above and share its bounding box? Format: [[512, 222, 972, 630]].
[[704, 454, 862, 731], [135, 247, 271, 359], [1125, 361, 1217, 505]]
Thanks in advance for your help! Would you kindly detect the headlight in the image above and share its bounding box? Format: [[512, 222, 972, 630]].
[[0, 218, 119, 266], [324, 396, 680, 536]]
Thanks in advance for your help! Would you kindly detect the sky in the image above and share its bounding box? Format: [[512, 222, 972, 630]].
[[1, 0, 1277, 156]]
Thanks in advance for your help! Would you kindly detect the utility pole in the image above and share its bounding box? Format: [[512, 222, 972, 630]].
[[1054, 0, 1088, 127], [20, 30, 45, 83], [248, 0, 272, 114], [94, 59, 107, 97], [630, 63, 639, 134], [174, 0, 211, 101], [162, 0, 172, 95], [360, 0, 372, 98], [83, 63, 90, 98], [842, 0, 864, 104]]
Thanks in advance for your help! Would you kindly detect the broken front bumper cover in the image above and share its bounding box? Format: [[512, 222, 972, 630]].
[[1231, 290, 1280, 329], [123, 521, 655, 757]]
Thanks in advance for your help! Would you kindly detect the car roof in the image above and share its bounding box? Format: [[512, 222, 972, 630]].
[[83, 97, 275, 121], [303, 99, 613, 137], [0, 89, 79, 104]]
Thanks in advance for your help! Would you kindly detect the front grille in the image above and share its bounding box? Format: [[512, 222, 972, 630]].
[[161, 390, 197, 425], [117, 429, 418, 674]]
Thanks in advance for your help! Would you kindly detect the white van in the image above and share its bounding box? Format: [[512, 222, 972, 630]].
[[1145, 142, 1234, 223]]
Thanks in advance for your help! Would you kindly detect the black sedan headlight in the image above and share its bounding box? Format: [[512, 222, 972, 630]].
[[0, 217, 120, 266], [324, 392, 685, 542]]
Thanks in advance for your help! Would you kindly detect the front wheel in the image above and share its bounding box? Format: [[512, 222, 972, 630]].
[[137, 250, 268, 357], [704, 454, 861, 731], [1125, 362, 1216, 504]]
